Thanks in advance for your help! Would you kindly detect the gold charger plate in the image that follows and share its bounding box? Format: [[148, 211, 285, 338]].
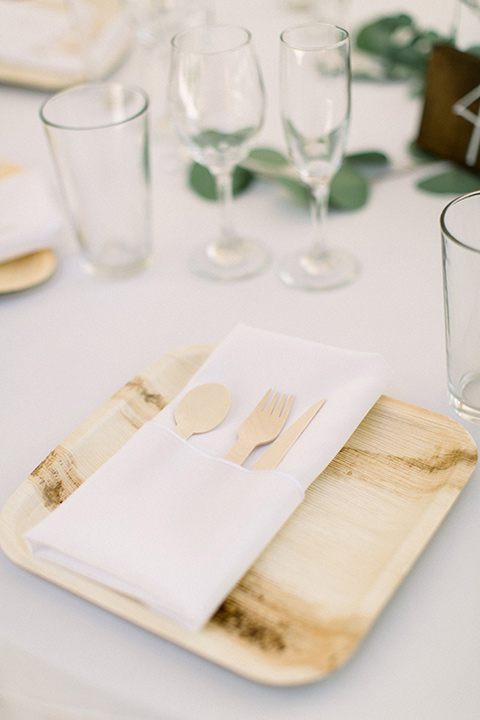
[[0, 249, 57, 294], [0, 345, 477, 685]]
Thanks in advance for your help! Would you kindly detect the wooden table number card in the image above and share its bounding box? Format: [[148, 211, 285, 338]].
[[417, 44, 480, 172]]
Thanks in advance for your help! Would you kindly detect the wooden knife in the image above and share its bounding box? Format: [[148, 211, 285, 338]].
[[252, 399, 326, 471]]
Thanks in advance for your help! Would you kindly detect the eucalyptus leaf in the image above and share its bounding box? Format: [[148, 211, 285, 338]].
[[187, 146, 370, 213], [274, 176, 310, 206], [232, 166, 255, 195], [408, 140, 438, 162], [188, 162, 255, 201], [355, 14, 448, 82], [247, 147, 289, 168], [330, 165, 369, 210], [193, 128, 258, 151], [345, 150, 390, 170], [417, 167, 480, 194], [356, 14, 414, 57], [189, 162, 216, 200]]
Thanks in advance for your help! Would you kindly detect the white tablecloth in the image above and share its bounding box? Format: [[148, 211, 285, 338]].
[[1, 1, 479, 719]]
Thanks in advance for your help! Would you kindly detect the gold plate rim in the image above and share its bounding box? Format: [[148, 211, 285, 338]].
[[0, 249, 57, 295]]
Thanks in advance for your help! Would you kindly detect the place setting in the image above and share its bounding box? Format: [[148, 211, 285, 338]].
[[1, 321, 477, 684], [1, 2, 480, 709]]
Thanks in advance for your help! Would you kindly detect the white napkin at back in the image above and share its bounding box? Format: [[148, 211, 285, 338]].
[[0, 168, 63, 264], [0, 0, 130, 77], [25, 325, 390, 631]]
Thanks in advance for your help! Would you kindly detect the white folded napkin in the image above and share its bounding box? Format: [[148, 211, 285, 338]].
[[0, 168, 63, 264], [0, 0, 130, 78], [25, 325, 390, 630], [0, 0, 79, 74]]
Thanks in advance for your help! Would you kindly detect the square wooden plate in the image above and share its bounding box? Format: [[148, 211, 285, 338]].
[[0, 345, 477, 685]]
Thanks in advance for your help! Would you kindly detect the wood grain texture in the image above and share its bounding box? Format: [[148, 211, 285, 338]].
[[0, 345, 477, 685], [417, 45, 480, 172]]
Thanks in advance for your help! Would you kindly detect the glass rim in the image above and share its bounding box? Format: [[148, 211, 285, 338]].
[[171, 24, 252, 54], [440, 190, 480, 253], [280, 22, 349, 51], [39, 83, 149, 131]]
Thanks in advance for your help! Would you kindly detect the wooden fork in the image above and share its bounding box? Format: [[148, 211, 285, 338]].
[[224, 389, 294, 465]]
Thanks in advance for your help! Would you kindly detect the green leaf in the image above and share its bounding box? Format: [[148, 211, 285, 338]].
[[188, 162, 255, 201], [187, 147, 372, 213], [232, 166, 255, 195], [330, 165, 369, 210], [408, 140, 438, 162], [272, 165, 369, 211], [356, 14, 414, 57], [355, 14, 448, 81], [247, 147, 289, 168], [189, 162, 216, 200], [193, 128, 258, 150], [417, 167, 480, 194], [345, 150, 390, 170], [274, 176, 310, 206]]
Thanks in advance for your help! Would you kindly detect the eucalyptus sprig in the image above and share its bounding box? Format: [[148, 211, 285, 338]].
[[186, 13, 480, 208], [188, 147, 390, 212], [354, 13, 449, 84], [408, 142, 480, 194], [354, 14, 480, 196]]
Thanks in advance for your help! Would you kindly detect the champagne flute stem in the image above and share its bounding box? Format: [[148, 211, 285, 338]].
[[310, 181, 330, 257], [216, 169, 236, 248]]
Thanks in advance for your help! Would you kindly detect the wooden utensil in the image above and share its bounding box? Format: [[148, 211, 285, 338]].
[[252, 399, 326, 470], [173, 383, 231, 439], [224, 389, 294, 465]]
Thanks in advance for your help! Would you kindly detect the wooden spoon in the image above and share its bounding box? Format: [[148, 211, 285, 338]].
[[173, 383, 231, 440]]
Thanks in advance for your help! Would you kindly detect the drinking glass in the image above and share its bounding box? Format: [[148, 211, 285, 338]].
[[441, 190, 480, 423], [279, 22, 357, 290], [40, 83, 152, 279], [168, 24, 270, 280]]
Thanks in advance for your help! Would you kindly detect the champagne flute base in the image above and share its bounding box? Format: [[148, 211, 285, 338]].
[[189, 238, 270, 281], [278, 248, 358, 290]]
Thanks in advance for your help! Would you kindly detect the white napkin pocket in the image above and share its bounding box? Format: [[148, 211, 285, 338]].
[[25, 324, 390, 631], [0, 168, 63, 263], [25, 423, 304, 631]]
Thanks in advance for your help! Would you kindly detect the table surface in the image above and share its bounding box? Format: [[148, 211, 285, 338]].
[[1, 1, 479, 718]]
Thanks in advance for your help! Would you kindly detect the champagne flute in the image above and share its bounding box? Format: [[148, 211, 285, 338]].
[[279, 23, 357, 290], [168, 24, 270, 280]]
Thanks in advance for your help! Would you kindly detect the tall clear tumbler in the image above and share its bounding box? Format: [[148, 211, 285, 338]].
[[40, 83, 152, 279], [441, 190, 480, 423]]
